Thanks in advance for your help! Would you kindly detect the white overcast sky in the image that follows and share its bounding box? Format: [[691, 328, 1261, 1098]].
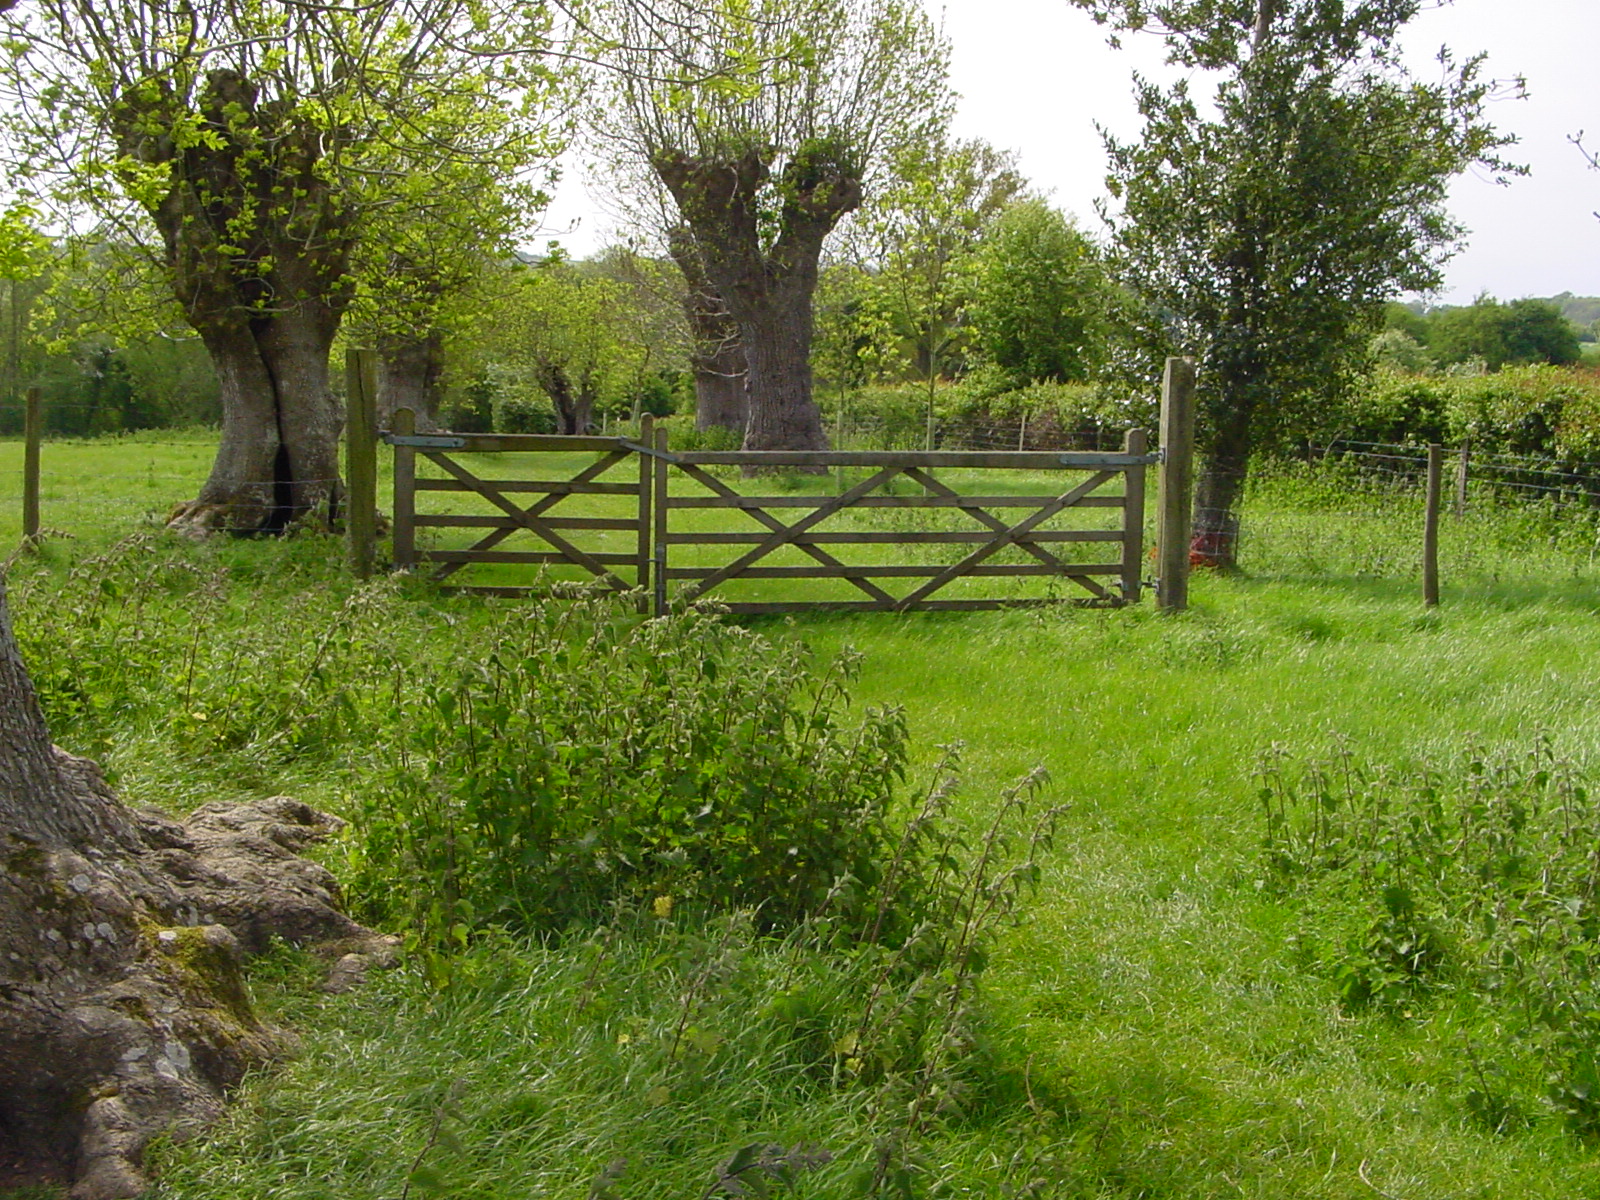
[[543, 0, 1600, 304]]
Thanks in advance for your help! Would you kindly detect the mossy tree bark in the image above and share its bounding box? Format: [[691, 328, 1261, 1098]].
[[0, 581, 385, 1199]]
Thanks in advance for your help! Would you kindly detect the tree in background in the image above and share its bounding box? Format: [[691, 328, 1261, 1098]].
[[965, 198, 1114, 389], [0, 0, 557, 532], [1428, 296, 1581, 370], [590, 0, 950, 455], [346, 86, 563, 433], [1073, 0, 1516, 565], [495, 261, 649, 435], [859, 138, 1025, 444]]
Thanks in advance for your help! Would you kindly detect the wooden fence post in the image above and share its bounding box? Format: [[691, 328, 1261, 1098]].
[[391, 407, 416, 571], [653, 423, 669, 617], [1156, 357, 1196, 613], [637, 414, 654, 613], [22, 386, 41, 544], [1121, 427, 1147, 605], [1424, 443, 1442, 607], [1454, 441, 1469, 519], [345, 349, 378, 579]]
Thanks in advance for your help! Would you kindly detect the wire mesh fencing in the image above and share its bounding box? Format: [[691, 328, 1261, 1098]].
[[1237, 441, 1600, 588]]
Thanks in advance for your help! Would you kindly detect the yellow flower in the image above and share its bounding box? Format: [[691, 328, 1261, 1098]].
[[652, 895, 674, 919]]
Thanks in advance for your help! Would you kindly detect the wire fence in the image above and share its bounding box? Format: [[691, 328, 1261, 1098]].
[[1239, 441, 1600, 587]]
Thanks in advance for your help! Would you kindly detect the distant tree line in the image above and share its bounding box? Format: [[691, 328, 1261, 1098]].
[[1378, 296, 1587, 373]]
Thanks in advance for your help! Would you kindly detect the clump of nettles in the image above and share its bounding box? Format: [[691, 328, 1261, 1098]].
[[1258, 738, 1600, 1135], [346, 593, 1058, 949]]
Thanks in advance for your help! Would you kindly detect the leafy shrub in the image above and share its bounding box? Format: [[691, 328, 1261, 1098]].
[[1331, 369, 1449, 445], [658, 414, 742, 452], [1328, 365, 1600, 460], [1259, 740, 1600, 1133], [823, 377, 1154, 451], [348, 595, 927, 939]]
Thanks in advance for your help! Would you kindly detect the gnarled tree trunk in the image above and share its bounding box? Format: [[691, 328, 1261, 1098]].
[[532, 363, 598, 436], [654, 146, 861, 458], [0, 582, 390, 1198], [170, 306, 345, 534], [666, 227, 747, 435]]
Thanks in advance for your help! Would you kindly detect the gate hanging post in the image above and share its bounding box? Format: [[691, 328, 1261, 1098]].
[[636, 415, 654, 613], [391, 407, 417, 571], [1156, 357, 1196, 613], [22, 386, 41, 545], [652, 422, 669, 617], [345, 349, 378, 579], [1120, 427, 1147, 605]]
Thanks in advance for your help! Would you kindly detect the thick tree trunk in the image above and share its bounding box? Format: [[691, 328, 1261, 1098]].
[[692, 339, 748, 435], [740, 292, 828, 455], [0, 582, 390, 1198], [535, 366, 596, 436], [168, 311, 344, 535], [1191, 381, 1256, 569], [667, 228, 747, 435], [377, 331, 444, 433], [556, 393, 595, 436], [653, 147, 860, 457]]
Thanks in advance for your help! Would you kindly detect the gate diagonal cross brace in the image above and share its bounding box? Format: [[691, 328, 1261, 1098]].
[[673, 462, 897, 605], [424, 449, 633, 590], [894, 470, 1119, 609], [899, 465, 1113, 600], [681, 466, 907, 601], [899, 466, 1072, 572]]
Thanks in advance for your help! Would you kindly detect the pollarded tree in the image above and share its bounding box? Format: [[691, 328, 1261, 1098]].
[[589, 0, 950, 453], [1075, 0, 1517, 565], [0, 0, 557, 532]]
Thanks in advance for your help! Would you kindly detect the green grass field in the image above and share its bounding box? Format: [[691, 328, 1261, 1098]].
[[9, 432, 1600, 1198]]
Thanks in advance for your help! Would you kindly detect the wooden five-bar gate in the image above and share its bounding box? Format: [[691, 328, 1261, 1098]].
[[383, 411, 1164, 615]]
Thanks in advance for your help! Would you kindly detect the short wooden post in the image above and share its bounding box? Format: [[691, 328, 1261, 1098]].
[[1156, 357, 1196, 613], [391, 406, 417, 571], [345, 349, 378, 579], [1424, 442, 1442, 607], [636, 414, 654, 612], [837, 394, 850, 491], [1454, 442, 1469, 519], [22, 386, 41, 543], [652, 424, 669, 616], [1120, 427, 1147, 605]]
